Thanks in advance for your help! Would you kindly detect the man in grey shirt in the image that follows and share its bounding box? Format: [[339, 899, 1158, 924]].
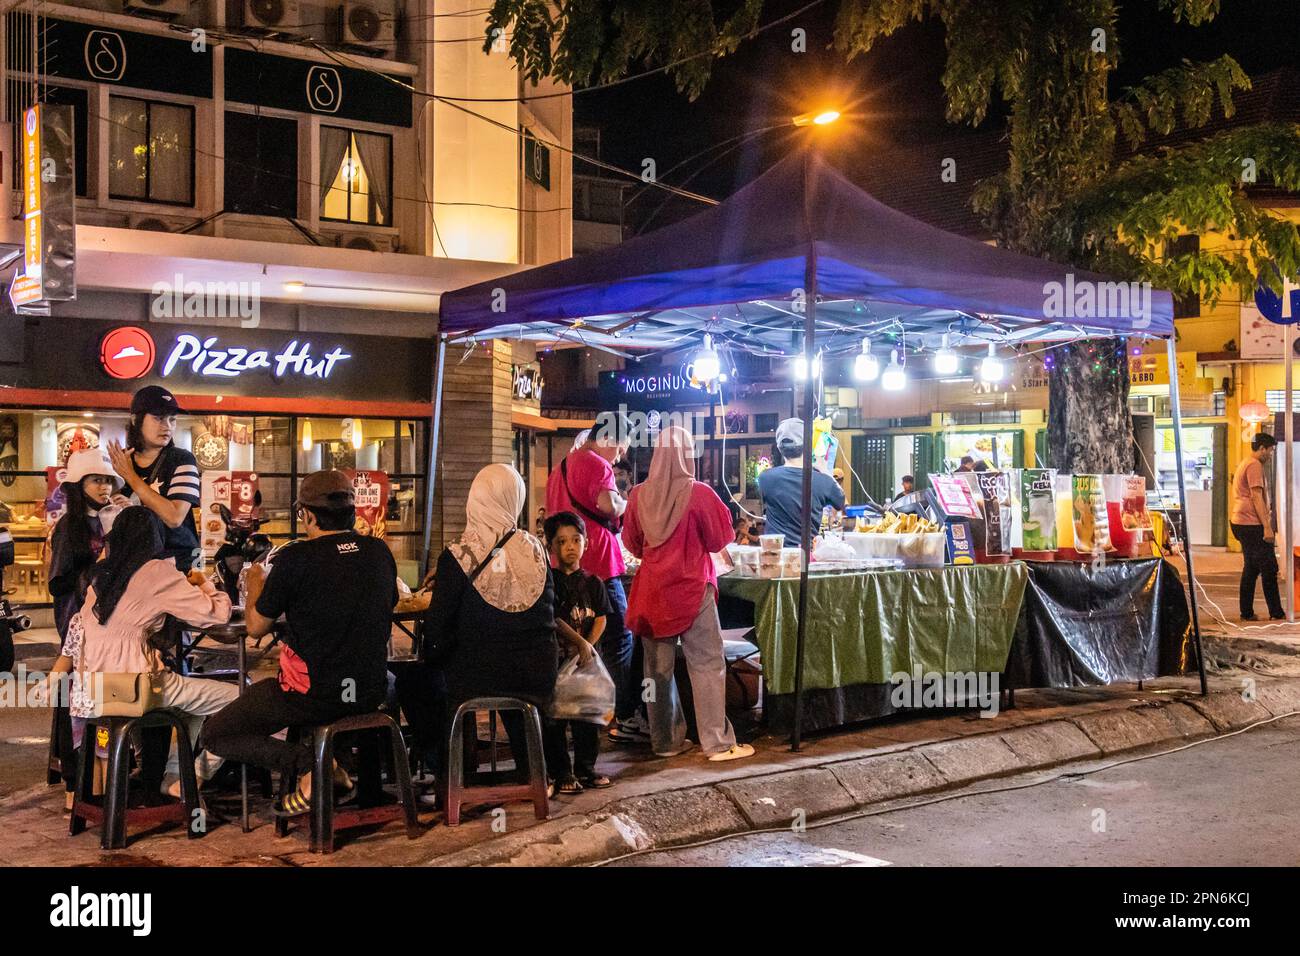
[[757, 418, 845, 546]]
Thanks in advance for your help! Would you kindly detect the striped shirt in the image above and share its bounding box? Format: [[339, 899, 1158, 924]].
[[131, 445, 201, 570]]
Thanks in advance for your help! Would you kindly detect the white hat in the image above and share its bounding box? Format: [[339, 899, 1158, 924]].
[[64, 448, 122, 491]]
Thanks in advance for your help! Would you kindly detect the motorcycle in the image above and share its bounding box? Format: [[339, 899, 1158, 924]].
[[210, 505, 273, 605], [0, 528, 32, 673]]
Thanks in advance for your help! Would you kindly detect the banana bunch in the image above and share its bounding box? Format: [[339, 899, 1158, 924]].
[[856, 511, 941, 534]]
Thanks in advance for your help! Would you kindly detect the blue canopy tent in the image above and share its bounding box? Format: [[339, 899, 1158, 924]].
[[433, 149, 1204, 746]]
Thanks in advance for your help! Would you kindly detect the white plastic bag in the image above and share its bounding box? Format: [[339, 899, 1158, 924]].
[[549, 652, 616, 725]]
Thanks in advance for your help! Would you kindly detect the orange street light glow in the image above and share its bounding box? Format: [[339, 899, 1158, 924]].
[[794, 110, 841, 127]]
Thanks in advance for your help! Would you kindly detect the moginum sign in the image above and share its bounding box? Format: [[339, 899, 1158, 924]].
[[161, 333, 351, 380]]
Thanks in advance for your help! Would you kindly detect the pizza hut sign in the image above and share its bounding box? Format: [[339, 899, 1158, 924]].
[[512, 364, 544, 405]]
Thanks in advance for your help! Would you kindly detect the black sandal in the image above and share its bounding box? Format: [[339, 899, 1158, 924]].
[[556, 776, 584, 794], [578, 774, 612, 789]]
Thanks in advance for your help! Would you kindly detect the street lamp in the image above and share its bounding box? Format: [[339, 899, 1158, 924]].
[[792, 109, 841, 127]]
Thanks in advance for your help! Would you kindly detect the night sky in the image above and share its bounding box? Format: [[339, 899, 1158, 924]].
[[574, 0, 1296, 224]]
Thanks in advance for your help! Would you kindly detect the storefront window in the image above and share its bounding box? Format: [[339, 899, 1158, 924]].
[[320, 127, 391, 226], [109, 96, 195, 205], [0, 409, 429, 608]]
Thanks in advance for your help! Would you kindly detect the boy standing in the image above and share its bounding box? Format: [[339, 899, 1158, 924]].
[[543, 512, 613, 793]]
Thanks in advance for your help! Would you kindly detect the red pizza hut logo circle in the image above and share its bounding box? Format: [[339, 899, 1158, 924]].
[[100, 326, 156, 380]]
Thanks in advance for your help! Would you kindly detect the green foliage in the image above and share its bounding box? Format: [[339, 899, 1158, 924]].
[[485, 0, 764, 98], [487, 0, 1300, 299]]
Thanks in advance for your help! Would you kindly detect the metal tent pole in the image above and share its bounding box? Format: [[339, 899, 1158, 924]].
[[791, 149, 817, 751], [1285, 321, 1294, 621], [1166, 336, 1208, 695], [421, 333, 448, 572]]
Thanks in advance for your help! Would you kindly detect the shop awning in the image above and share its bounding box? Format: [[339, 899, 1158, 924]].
[[439, 150, 1174, 350], [510, 409, 595, 432]]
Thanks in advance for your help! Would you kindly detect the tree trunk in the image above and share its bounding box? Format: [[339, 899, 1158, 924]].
[[1046, 338, 1134, 474]]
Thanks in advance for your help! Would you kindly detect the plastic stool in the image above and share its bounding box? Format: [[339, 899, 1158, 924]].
[[446, 697, 549, 827], [70, 710, 201, 850], [48, 701, 71, 786], [274, 711, 419, 854]]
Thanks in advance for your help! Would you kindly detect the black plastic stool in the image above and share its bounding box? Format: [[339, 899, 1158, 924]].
[[69, 710, 201, 850], [446, 697, 549, 827], [274, 711, 419, 854], [47, 701, 71, 786]]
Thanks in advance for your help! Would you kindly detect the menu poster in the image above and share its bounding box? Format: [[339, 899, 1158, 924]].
[[1071, 474, 1112, 553], [1020, 469, 1058, 551], [346, 469, 390, 538], [976, 471, 1011, 554], [929, 474, 981, 519], [199, 471, 260, 556], [43, 466, 68, 527], [1121, 475, 1152, 532]]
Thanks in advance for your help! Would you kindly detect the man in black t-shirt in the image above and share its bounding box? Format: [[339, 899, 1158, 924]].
[[202, 470, 397, 814]]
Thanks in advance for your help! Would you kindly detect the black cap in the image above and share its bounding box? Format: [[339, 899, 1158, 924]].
[[131, 385, 184, 417]]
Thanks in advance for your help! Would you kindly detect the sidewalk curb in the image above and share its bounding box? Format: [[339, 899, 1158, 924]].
[[425, 679, 1300, 867]]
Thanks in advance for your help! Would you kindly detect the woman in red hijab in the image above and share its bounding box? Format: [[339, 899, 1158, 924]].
[[623, 426, 755, 762]]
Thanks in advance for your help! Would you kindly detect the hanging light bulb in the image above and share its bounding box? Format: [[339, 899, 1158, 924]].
[[932, 333, 959, 376], [693, 333, 721, 383], [301, 419, 313, 452], [793, 352, 822, 380], [853, 337, 880, 382], [351, 418, 364, 450], [980, 342, 1005, 382], [881, 349, 907, 391]]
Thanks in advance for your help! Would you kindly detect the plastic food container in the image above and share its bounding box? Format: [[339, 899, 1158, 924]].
[[842, 531, 946, 567], [759, 533, 785, 553]]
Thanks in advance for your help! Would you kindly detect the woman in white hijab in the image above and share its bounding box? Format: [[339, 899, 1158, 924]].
[[623, 426, 754, 762], [396, 463, 557, 799]]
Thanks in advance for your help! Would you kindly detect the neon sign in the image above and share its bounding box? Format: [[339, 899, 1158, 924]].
[[161, 333, 351, 380]]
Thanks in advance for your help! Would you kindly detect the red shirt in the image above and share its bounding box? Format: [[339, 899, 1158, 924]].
[[546, 449, 625, 580], [623, 482, 733, 638]]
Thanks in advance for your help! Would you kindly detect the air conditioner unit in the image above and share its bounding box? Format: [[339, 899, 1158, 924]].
[[229, 0, 305, 35], [337, 0, 396, 50], [123, 0, 189, 20]]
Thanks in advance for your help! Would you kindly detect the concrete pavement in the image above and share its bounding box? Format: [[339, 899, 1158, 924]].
[[2, 546, 1299, 867]]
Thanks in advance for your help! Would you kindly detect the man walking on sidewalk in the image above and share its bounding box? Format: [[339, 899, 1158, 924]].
[[1230, 432, 1284, 621]]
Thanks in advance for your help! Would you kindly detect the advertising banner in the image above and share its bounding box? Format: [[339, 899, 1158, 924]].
[[1071, 474, 1112, 553], [199, 471, 259, 556], [1020, 469, 1058, 551], [346, 469, 390, 538]]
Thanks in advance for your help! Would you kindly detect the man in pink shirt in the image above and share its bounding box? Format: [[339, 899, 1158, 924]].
[[546, 419, 648, 742]]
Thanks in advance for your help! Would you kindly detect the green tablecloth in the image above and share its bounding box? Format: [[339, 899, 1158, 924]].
[[718, 564, 1029, 696]]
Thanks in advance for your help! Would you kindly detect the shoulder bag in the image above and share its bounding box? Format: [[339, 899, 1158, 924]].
[[420, 529, 517, 665], [560, 458, 621, 535]]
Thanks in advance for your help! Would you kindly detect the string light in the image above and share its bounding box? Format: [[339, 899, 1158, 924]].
[[853, 337, 880, 382], [693, 333, 721, 382], [932, 332, 959, 375], [881, 349, 907, 391], [980, 342, 1005, 383], [794, 352, 822, 380]]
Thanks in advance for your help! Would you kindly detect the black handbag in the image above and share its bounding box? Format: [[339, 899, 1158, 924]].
[[420, 530, 516, 665]]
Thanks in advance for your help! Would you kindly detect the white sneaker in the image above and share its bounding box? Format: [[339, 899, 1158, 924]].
[[653, 740, 695, 758], [708, 743, 756, 762]]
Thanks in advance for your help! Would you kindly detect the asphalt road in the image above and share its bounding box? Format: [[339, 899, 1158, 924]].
[[610, 715, 1300, 867]]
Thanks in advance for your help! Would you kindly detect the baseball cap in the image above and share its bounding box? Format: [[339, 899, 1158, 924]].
[[130, 385, 184, 417], [775, 418, 804, 456], [296, 470, 355, 509]]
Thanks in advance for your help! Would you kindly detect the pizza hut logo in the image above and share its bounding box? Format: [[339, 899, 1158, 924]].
[[100, 326, 156, 379]]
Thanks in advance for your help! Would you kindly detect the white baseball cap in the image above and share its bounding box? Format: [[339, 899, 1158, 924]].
[[64, 448, 122, 491]]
